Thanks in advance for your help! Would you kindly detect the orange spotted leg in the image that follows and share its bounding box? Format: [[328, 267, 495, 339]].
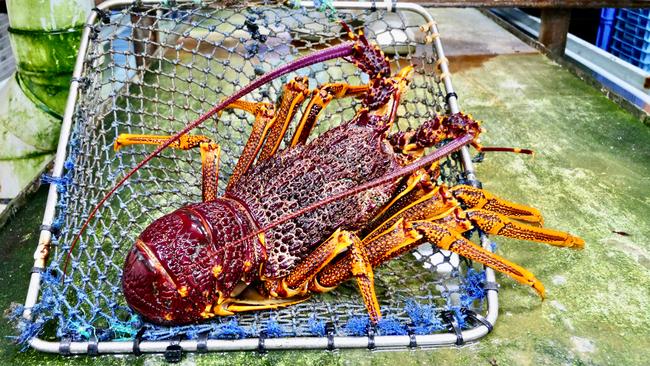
[[412, 220, 547, 297], [114, 134, 221, 201], [224, 229, 377, 318], [466, 209, 584, 249], [271, 229, 383, 323], [220, 77, 310, 189], [221, 100, 275, 190], [312, 219, 425, 323], [290, 82, 369, 146], [257, 77, 310, 161], [472, 142, 534, 156], [314, 216, 548, 321], [268, 229, 354, 297], [450, 184, 544, 224]]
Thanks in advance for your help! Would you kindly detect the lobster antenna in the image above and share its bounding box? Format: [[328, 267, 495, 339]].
[[62, 42, 356, 277], [231, 134, 473, 247]]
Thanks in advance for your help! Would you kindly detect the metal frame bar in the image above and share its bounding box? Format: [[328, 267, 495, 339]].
[[22, 0, 498, 354]]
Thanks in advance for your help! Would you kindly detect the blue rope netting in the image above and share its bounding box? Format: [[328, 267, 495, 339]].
[[15, 1, 490, 348]]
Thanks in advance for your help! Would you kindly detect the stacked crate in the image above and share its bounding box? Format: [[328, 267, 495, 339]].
[[610, 9, 650, 70]]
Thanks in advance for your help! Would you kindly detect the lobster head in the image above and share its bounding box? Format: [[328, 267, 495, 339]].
[[122, 199, 262, 324]]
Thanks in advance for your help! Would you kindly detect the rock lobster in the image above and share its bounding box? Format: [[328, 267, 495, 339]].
[[69, 24, 584, 325]]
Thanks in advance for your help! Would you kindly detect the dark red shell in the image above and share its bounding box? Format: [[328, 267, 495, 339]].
[[122, 199, 260, 324]]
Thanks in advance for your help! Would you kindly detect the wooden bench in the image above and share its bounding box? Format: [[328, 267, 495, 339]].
[[410, 1, 649, 55]]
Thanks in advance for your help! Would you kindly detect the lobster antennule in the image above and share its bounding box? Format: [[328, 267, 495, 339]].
[[229, 134, 473, 249], [62, 42, 357, 277]]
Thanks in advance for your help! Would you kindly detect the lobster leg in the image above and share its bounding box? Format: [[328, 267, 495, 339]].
[[114, 134, 220, 201], [314, 216, 546, 314], [364, 179, 456, 241], [312, 183, 585, 320], [311, 219, 425, 323], [412, 220, 546, 297], [259, 228, 383, 323], [466, 209, 584, 249], [271, 229, 354, 297], [215, 288, 310, 315], [450, 185, 544, 224], [301, 230, 384, 323], [290, 82, 369, 146], [222, 77, 310, 188], [257, 76, 310, 161], [223, 102, 274, 190], [471, 142, 534, 156]]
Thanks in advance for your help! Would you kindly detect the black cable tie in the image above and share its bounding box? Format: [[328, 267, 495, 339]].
[[72, 76, 90, 91], [472, 152, 485, 164], [469, 179, 483, 189], [461, 308, 493, 333], [483, 281, 499, 292], [445, 91, 459, 102], [132, 327, 145, 356], [406, 322, 417, 349], [460, 173, 482, 189], [30, 267, 44, 274], [92, 7, 111, 24], [441, 311, 464, 346], [197, 332, 208, 353], [39, 224, 60, 236], [257, 331, 267, 354], [59, 336, 71, 355], [367, 325, 376, 350], [87, 336, 98, 356], [164, 345, 182, 363], [325, 322, 336, 351], [89, 25, 99, 40], [164, 337, 182, 363]]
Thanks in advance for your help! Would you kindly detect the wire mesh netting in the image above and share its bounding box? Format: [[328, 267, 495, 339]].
[[23, 1, 491, 348]]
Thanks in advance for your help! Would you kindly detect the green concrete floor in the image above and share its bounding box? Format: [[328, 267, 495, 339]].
[[1, 53, 649, 365]]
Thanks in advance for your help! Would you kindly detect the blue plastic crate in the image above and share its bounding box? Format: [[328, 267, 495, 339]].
[[596, 8, 617, 51], [615, 12, 650, 40], [610, 38, 650, 69], [613, 24, 650, 49], [611, 48, 650, 70], [610, 9, 650, 70], [617, 8, 650, 28], [610, 36, 650, 63]]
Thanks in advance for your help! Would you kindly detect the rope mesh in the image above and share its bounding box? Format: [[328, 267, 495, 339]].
[[25, 1, 489, 346]]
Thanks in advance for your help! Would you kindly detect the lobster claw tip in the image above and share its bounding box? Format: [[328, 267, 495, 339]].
[[532, 280, 546, 300]]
